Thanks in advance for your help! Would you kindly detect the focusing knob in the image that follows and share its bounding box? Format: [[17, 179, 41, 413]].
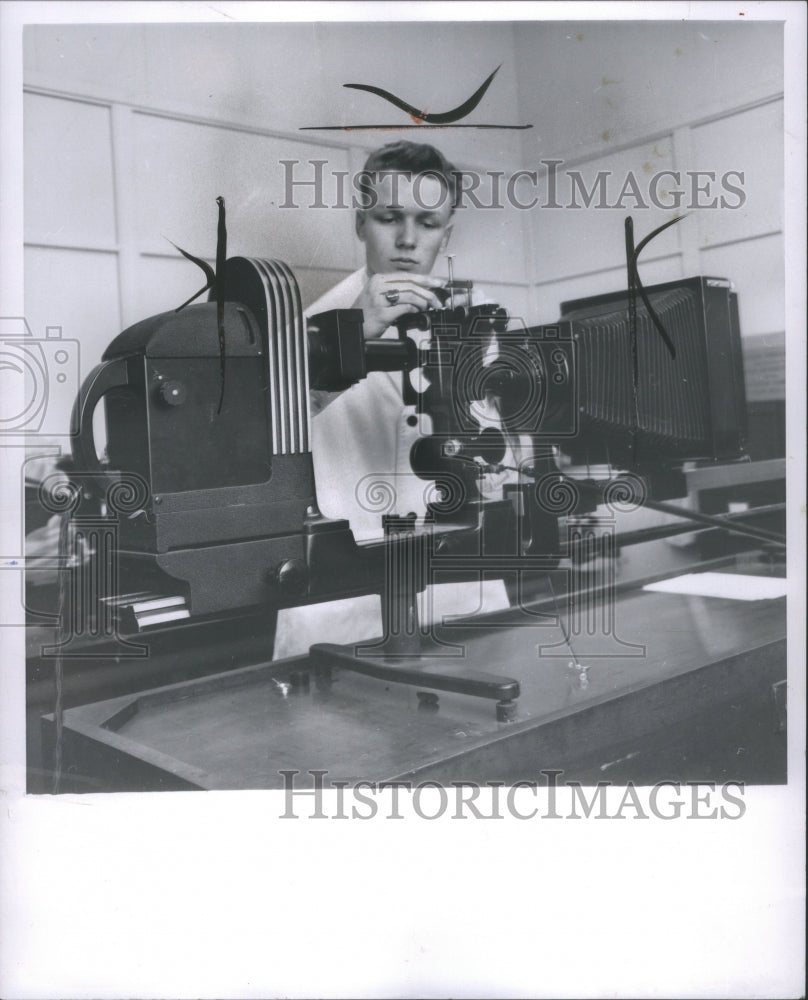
[[275, 558, 308, 596], [159, 379, 187, 406]]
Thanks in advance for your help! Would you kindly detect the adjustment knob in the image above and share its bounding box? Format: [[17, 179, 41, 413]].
[[158, 379, 187, 406], [275, 558, 308, 596]]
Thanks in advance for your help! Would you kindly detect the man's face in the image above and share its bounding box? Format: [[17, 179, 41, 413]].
[[356, 172, 453, 276]]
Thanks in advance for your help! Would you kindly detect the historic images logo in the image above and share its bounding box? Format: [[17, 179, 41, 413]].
[[301, 65, 532, 132]]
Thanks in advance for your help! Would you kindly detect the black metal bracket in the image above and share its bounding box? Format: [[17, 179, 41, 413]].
[[309, 642, 519, 722]]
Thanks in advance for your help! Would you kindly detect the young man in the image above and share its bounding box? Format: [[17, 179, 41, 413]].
[[306, 141, 466, 539], [274, 141, 510, 657]]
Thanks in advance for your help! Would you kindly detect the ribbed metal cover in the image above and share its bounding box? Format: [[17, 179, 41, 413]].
[[221, 257, 310, 456], [560, 277, 745, 465]]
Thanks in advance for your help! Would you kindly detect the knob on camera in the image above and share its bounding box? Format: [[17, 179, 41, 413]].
[[158, 380, 187, 406]]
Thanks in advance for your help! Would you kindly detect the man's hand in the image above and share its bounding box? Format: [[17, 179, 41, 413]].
[[353, 272, 446, 338]]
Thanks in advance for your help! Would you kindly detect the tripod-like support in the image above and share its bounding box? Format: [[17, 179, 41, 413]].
[[309, 516, 520, 721]]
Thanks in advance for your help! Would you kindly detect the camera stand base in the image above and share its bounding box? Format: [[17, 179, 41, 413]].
[[309, 642, 520, 722]]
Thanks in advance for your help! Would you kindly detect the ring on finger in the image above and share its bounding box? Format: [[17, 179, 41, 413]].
[[384, 289, 401, 306]]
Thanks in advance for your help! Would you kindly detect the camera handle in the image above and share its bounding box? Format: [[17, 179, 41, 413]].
[[70, 357, 130, 496]]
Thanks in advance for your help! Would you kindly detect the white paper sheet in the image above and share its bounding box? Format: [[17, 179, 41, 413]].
[[643, 572, 788, 602]]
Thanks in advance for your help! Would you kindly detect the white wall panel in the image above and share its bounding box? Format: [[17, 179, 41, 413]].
[[289, 22, 524, 168], [131, 256, 354, 322], [533, 234, 783, 344], [132, 114, 359, 272], [23, 247, 121, 434], [529, 135, 679, 284], [700, 235, 785, 337], [24, 93, 117, 248], [294, 268, 356, 313], [527, 104, 783, 338], [24, 25, 150, 107], [532, 253, 683, 325], [25, 23, 524, 168], [689, 99, 783, 247], [130, 255, 215, 323], [450, 185, 530, 285], [515, 21, 783, 162]]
